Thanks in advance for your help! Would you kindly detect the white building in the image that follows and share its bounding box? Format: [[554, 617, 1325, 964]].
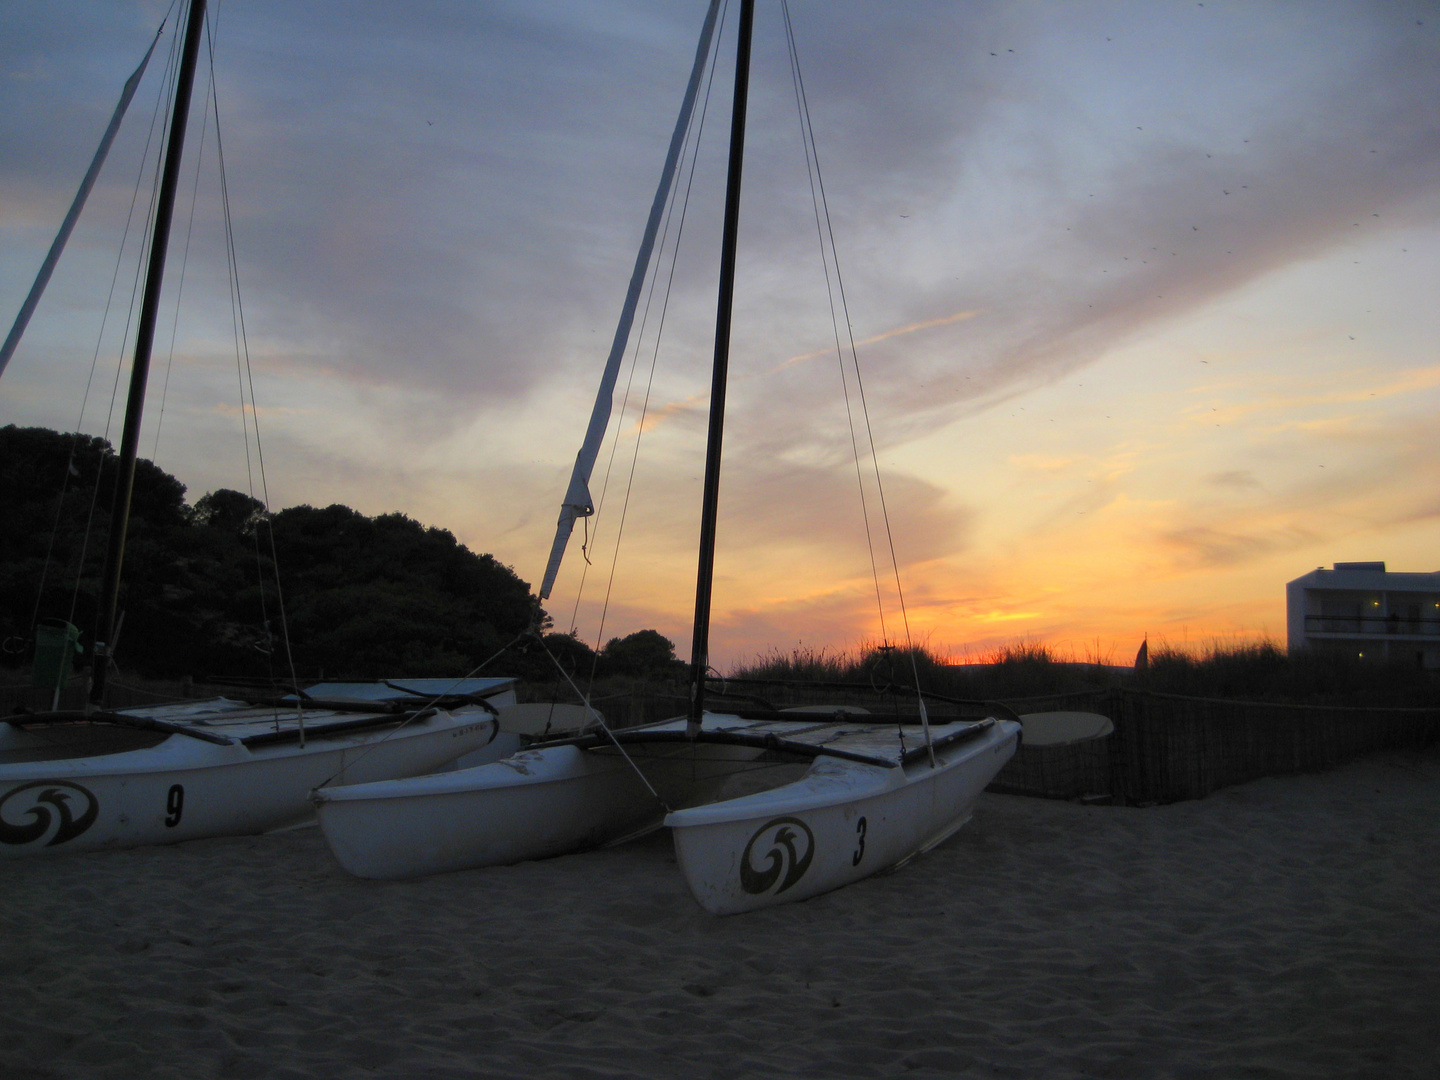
[[1286, 562, 1440, 668]]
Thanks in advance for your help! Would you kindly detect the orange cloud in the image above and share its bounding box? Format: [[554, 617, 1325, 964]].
[[1187, 365, 1440, 427], [773, 310, 982, 371]]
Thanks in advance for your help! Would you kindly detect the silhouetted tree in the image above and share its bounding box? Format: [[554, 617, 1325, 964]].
[[191, 488, 264, 534], [602, 629, 679, 676]]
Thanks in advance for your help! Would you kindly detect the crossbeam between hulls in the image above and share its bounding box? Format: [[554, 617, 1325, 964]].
[[7, 705, 454, 749], [544, 716, 998, 771]]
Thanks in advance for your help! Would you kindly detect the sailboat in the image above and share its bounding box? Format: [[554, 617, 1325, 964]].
[[0, 1, 551, 858], [0, 680, 528, 857], [313, 0, 1020, 914]]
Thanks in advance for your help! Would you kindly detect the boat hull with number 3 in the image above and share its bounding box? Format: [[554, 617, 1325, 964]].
[[667, 715, 1019, 914]]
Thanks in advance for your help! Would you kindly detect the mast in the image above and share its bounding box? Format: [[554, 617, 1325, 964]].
[[90, 0, 208, 705], [688, 0, 755, 734]]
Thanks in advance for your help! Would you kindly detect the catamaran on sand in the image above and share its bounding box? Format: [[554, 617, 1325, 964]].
[[314, 0, 1021, 915], [317, 705, 1019, 915], [0, 1, 596, 859], [0, 680, 523, 859]]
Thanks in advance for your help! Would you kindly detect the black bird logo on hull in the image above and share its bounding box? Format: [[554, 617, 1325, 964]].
[[739, 816, 815, 895], [0, 781, 100, 847]]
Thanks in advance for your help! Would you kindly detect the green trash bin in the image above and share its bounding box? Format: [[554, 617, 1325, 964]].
[[32, 619, 82, 692]]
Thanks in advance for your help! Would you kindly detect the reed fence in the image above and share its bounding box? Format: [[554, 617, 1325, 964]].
[[989, 688, 1440, 805]]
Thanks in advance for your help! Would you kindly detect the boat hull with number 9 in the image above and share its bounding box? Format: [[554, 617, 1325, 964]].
[[0, 683, 519, 858]]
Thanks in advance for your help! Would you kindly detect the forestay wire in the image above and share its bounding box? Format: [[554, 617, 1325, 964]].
[[308, 630, 658, 804], [780, 3, 935, 763], [55, 11, 184, 641], [149, 12, 216, 461], [21, 10, 179, 645], [570, 0, 730, 695], [539, 0, 725, 604]]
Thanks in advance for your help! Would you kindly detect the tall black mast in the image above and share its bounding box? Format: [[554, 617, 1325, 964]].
[[90, 0, 208, 705], [688, 0, 755, 734]]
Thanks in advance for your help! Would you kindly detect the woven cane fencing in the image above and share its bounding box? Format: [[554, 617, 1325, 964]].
[[989, 688, 1440, 805]]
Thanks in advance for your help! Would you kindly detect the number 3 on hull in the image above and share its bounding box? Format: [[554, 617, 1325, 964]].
[[667, 718, 1018, 916]]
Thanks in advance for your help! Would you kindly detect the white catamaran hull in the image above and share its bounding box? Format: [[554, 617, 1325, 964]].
[[315, 745, 658, 878], [0, 705, 504, 858], [313, 726, 761, 880], [667, 717, 1020, 915]]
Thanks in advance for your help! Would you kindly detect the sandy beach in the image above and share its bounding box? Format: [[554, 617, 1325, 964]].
[[3, 746, 1437, 1080]]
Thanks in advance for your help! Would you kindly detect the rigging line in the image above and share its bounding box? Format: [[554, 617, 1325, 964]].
[[581, 1, 729, 685], [570, 171, 682, 634], [103, 17, 184, 446], [201, 12, 256, 511], [66, 18, 178, 463], [534, 631, 671, 811], [783, 5, 933, 761], [206, 17, 303, 713], [34, 45, 168, 636], [540, 0, 724, 607], [786, 4, 907, 639], [586, 96, 712, 675], [780, 2, 890, 648], [150, 24, 217, 462], [205, 18, 257, 536], [98, 24, 183, 446], [65, 27, 185, 630], [563, 208, 663, 650], [201, 10, 272, 694], [575, 135, 688, 647], [566, 0, 730, 655]]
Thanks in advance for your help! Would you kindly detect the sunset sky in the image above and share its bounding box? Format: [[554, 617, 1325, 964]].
[[2, 1, 1438, 669]]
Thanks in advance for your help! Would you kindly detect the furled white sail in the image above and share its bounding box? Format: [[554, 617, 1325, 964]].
[[0, 27, 162, 380], [538, 0, 722, 600]]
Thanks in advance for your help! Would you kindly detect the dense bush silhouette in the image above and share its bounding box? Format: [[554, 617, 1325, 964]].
[[1, 425, 543, 681], [602, 629, 680, 676]]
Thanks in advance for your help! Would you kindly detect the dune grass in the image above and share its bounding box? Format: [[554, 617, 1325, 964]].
[[1141, 639, 1437, 706], [732, 640, 1111, 702], [730, 637, 1439, 707]]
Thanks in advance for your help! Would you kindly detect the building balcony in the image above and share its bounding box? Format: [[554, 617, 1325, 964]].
[[1304, 615, 1440, 638]]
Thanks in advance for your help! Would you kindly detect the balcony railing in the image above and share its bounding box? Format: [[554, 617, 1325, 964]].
[[1305, 615, 1440, 637]]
